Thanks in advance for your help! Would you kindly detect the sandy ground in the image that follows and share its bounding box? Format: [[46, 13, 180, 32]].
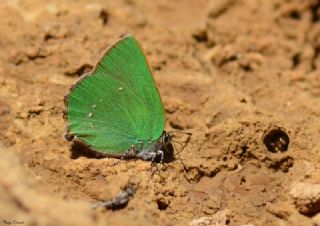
[[1, 0, 320, 225]]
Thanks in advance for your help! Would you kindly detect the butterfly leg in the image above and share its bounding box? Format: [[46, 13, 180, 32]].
[[143, 151, 157, 180], [157, 150, 164, 164], [112, 145, 137, 166], [146, 150, 166, 181], [156, 150, 164, 172]]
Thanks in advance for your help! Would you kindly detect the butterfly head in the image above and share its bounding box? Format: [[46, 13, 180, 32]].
[[160, 131, 172, 145]]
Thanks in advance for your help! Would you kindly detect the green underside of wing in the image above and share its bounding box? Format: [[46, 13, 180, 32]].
[[66, 36, 165, 154]]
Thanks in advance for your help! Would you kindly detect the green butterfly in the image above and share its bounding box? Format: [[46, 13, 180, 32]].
[[64, 35, 172, 162]]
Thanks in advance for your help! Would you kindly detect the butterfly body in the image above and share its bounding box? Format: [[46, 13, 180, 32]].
[[134, 131, 172, 161], [64, 35, 170, 161]]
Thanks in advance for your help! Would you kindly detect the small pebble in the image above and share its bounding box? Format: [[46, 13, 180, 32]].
[[289, 182, 320, 215]]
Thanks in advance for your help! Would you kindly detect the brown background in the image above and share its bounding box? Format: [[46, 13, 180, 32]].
[[1, 0, 320, 225]]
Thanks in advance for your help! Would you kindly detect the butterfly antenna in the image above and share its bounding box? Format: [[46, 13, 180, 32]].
[[176, 144, 187, 156], [169, 130, 192, 147], [169, 130, 192, 135], [172, 139, 185, 150], [171, 141, 188, 173]]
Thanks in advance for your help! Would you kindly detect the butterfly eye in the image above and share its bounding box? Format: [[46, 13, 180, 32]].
[[164, 134, 172, 143]]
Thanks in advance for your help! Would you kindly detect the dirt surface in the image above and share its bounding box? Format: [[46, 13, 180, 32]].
[[1, 0, 320, 225]]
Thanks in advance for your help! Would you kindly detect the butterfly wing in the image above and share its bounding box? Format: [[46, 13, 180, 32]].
[[65, 35, 165, 154]]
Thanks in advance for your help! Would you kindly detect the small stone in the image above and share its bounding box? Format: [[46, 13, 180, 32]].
[[189, 210, 229, 226], [289, 182, 320, 215], [313, 212, 320, 225]]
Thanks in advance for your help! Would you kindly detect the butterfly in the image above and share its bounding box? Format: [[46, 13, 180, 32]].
[[64, 34, 172, 163]]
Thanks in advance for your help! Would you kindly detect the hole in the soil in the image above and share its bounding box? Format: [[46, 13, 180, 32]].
[[44, 34, 54, 41], [239, 98, 247, 103], [311, 1, 320, 22], [99, 9, 109, 25], [157, 199, 169, 211], [240, 64, 252, 72], [240, 145, 248, 155], [192, 29, 208, 43], [311, 46, 320, 70], [240, 176, 246, 184], [289, 10, 301, 20], [292, 53, 301, 68], [263, 127, 290, 153]]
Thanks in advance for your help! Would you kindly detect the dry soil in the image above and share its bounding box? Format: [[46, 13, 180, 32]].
[[1, 0, 320, 226]]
